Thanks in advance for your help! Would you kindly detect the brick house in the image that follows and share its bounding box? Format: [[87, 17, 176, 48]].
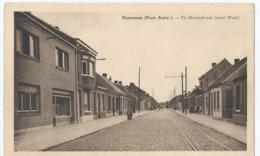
[[95, 73, 128, 118], [207, 58, 247, 119], [14, 12, 99, 131], [231, 58, 247, 125], [14, 12, 78, 130], [198, 58, 232, 116], [76, 39, 97, 122], [128, 83, 147, 112], [187, 86, 203, 113]]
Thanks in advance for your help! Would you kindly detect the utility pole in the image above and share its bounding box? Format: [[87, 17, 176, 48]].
[[165, 67, 187, 114], [181, 72, 184, 113], [138, 67, 141, 112], [185, 66, 187, 114]]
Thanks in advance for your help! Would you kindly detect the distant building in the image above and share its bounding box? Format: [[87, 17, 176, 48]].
[[128, 83, 147, 112]]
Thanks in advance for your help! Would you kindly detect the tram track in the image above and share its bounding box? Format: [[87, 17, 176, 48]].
[[170, 111, 241, 151]]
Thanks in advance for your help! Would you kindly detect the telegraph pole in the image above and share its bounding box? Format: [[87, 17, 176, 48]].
[[181, 72, 184, 113], [138, 67, 141, 112], [185, 66, 187, 114]]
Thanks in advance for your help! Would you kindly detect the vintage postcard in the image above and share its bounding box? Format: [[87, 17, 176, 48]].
[[4, 3, 254, 156]]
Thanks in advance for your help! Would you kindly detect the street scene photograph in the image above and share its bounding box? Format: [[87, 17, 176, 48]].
[[7, 3, 254, 153]]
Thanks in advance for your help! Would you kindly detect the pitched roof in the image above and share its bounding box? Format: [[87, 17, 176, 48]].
[[15, 12, 98, 55], [199, 58, 231, 80], [208, 57, 247, 89], [96, 73, 126, 96]]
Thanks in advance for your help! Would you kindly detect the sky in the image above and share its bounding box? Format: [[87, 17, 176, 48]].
[[33, 7, 251, 102]]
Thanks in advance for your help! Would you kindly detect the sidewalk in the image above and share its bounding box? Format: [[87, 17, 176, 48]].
[[14, 111, 149, 151], [174, 110, 246, 144]]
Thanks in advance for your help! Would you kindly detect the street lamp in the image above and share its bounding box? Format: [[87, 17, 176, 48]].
[[96, 58, 107, 61]]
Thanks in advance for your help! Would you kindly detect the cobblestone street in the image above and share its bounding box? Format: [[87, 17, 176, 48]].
[[46, 110, 246, 151]]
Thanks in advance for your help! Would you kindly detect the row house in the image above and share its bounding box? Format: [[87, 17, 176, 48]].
[[207, 58, 247, 119], [170, 95, 183, 110], [14, 12, 98, 131], [231, 58, 247, 125], [114, 81, 135, 113], [77, 39, 97, 122], [128, 83, 147, 112], [186, 86, 204, 113], [198, 58, 232, 116], [95, 73, 128, 118]]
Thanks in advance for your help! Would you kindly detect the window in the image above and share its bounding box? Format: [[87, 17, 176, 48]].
[[84, 91, 90, 112], [213, 92, 216, 109], [17, 84, 40, 112], [108, 96, 111, 111], [236, 85, 240, 111], [102, 95, 105, 111], [81, 55, 95, 77], [97, 94, 100, 113], [82, 61, 88, 75], [55, 48, 69, 70], [89, 61, 94, 77], [217, 91, 220, 109], [53, 94, 71, 116], [15, 28, 39, 59]]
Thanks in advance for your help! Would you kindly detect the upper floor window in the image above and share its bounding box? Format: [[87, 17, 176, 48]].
[[55, 48, 69, 71], [15, 28, 39, 60], [17, 84, 40, 113], [82, 55, 95, 77]]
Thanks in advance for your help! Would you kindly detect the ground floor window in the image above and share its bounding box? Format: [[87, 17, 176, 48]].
[[235, 85, 241, 111], [84, 91, 90, 114], [17, 83, 40, 113], [108, 96, 111, 111], [217, 91, 220, 109], [53, 93, 71, 116]]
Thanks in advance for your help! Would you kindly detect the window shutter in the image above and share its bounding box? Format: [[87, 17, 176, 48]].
[[15, 29, 22, 52], [55, 49, 58, 67], [29, 35, 34, 57]]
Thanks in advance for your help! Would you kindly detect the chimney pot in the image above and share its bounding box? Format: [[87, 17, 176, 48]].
[[212, 62, 216, 68], [114, 80, 118, 84], [234, 58, 240, 64], [102, 73, 107, 78], [119, 81, 122, 85], [54, 26, 59, 29]]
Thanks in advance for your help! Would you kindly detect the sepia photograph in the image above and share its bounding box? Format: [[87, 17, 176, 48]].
[[3, 3, 254, 155]]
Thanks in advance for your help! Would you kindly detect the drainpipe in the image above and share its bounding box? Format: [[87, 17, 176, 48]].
[[75, 44, 79, 123]]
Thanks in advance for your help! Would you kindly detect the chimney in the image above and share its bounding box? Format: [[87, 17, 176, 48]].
[[54, 26, 60, 30], [102, 73, 107, 78], [130, 82, 134, 86], [109, 76, 112, 81], [114, 80, 118, 84], [234, 58, 240, 64], [212, 62, 216, 68], [119, 81, 122, 85]]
